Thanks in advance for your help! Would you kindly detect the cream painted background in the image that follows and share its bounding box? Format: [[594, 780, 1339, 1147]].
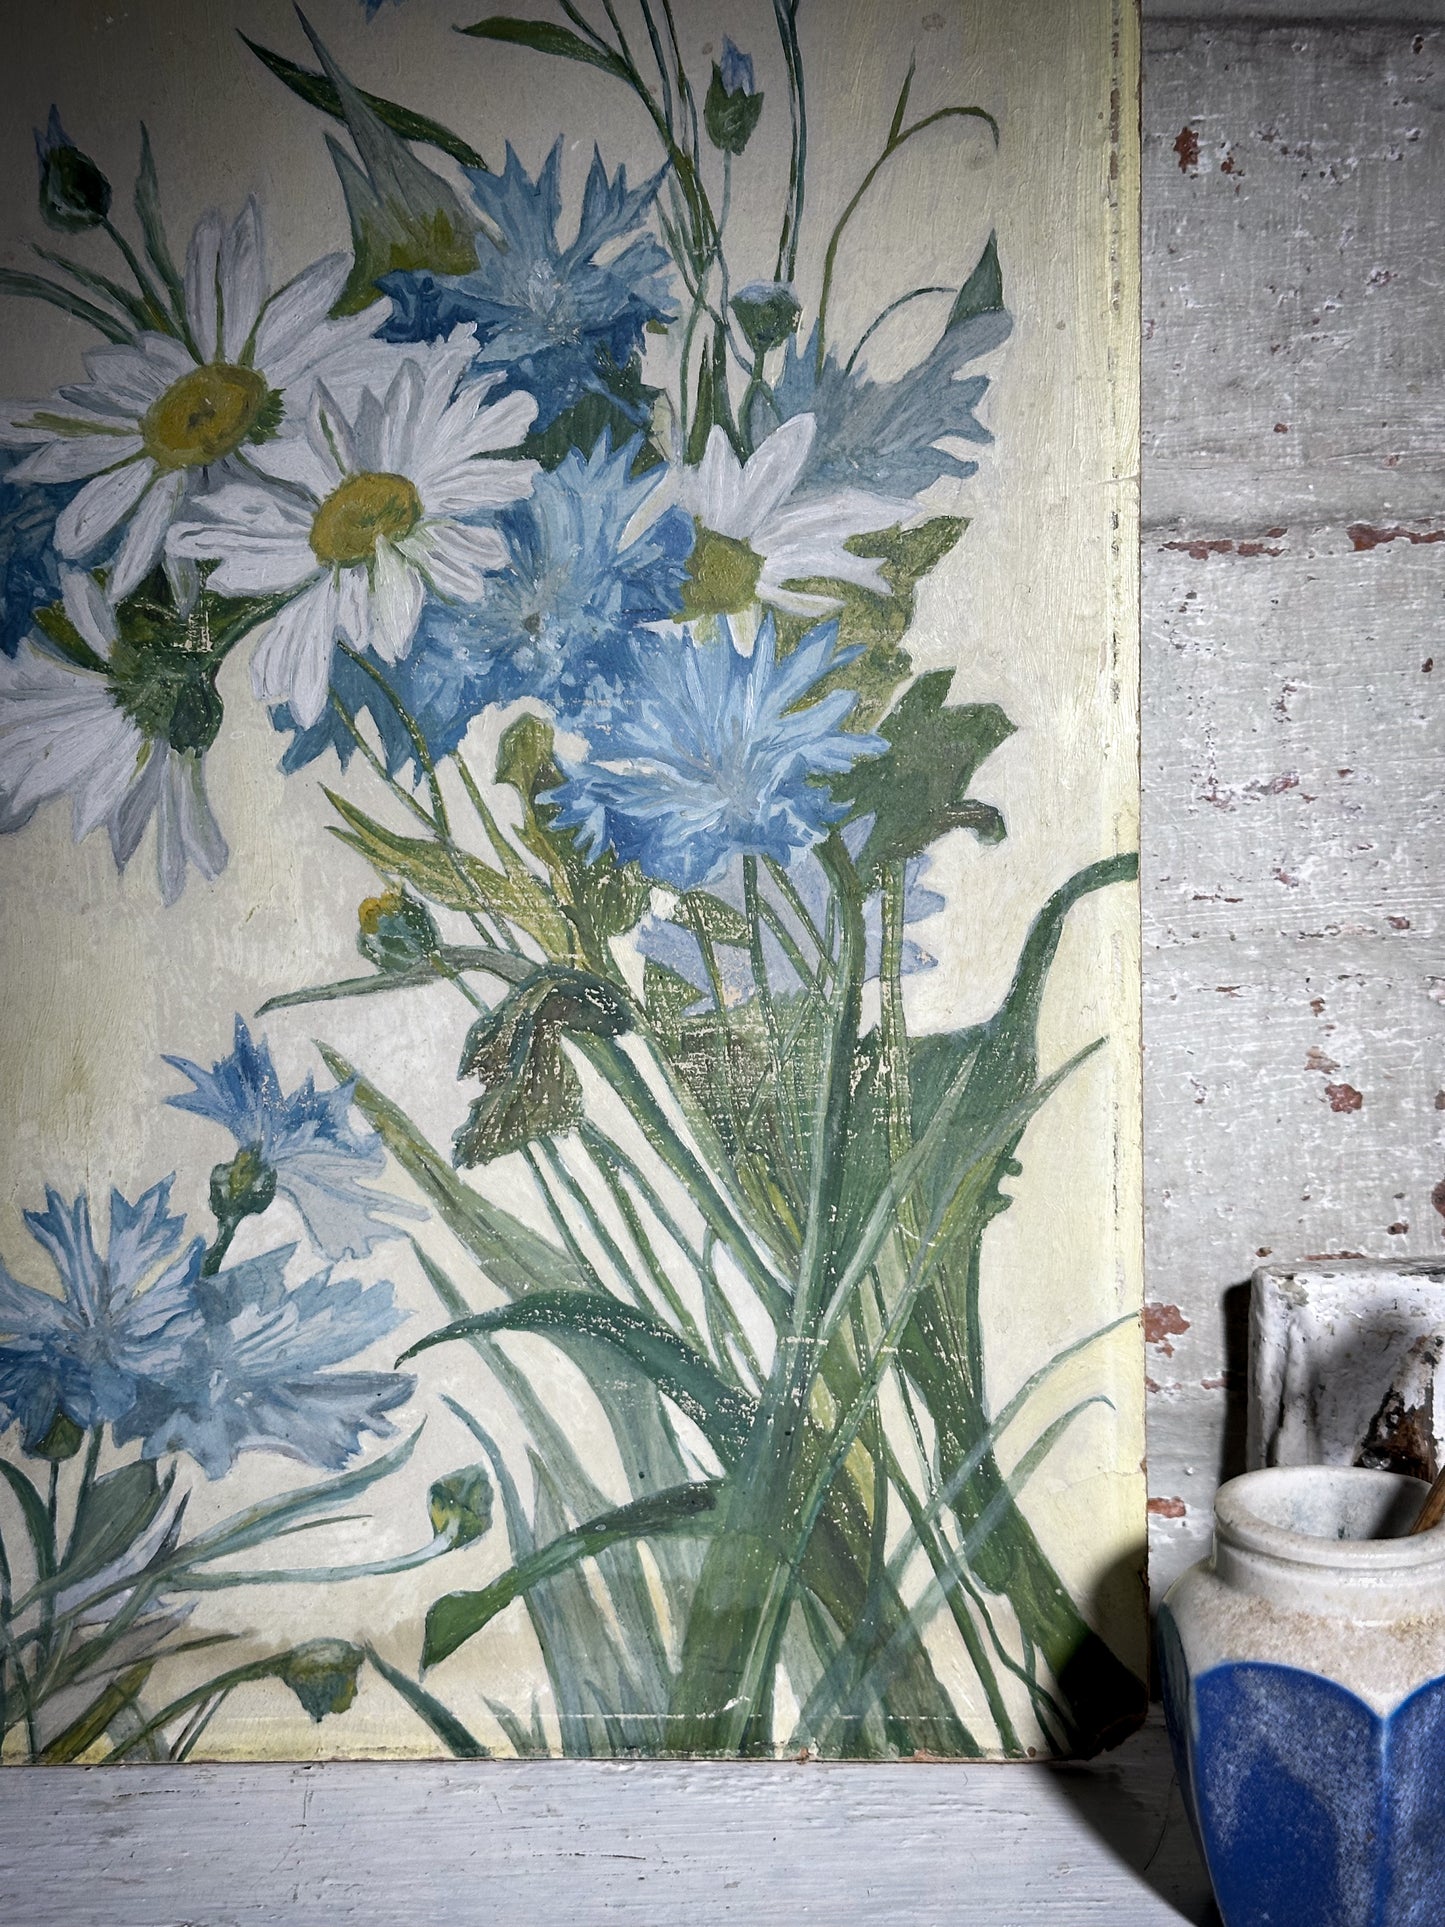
[[0, 0, 1140, 1757]]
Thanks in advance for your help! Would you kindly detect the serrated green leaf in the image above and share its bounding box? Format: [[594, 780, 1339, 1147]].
[[494, 715, 650, 962], [242, 36, 487, 169], [325, 788, 572, 956], [293, 18, 477, 314], [424, 1481, 720, 1669], [836, 670, 1013, 875], [454, 967, 632, 1167]]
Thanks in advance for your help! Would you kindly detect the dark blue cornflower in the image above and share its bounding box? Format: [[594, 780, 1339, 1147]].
[[551, 614, 885, 891], [0, 1180, 201, 1453], [114, 1245, 412, 1478], [164, 1017, 420, 1261], [380, 142, 676, 431], [0, 448, 78, 658]]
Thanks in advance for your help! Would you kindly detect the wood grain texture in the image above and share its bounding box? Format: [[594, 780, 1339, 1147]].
[[1142, 20, 1445, 1598], [0, 1716, 1212, 1926]]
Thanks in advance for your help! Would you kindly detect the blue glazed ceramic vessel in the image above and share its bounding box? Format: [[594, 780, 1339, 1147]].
[[1159, 1465, 1445, 1927]]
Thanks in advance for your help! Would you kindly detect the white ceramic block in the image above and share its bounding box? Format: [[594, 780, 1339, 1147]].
[[1249, 1263, 1445, 1477]]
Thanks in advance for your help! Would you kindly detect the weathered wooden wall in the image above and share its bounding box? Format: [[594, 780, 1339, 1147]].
[[1142, 14, 1445, 1599], [4, 12, 1439, 1922]]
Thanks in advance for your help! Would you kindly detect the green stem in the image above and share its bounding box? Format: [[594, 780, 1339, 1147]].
[[845, 285, 954, 376], [100, 217, 173, 334], [816, 99, 999, 373]]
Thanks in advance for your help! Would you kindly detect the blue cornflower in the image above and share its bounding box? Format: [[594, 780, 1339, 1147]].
[[0, 449, 77, 658], [760, 307, 1012, 500], [719, 37, 756, 96], [114, 1246, 412, 1478], [381, 142, 676, 431], [414, 435, 692, 727], [270, 436, 693, 772], [164, 1018, 420, 1261], [0, 1180, 201, 1453], [551, 614, 886, 890]]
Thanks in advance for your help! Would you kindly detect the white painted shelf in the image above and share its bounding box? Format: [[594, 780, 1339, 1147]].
[[0, 1716, 1213, 1926]]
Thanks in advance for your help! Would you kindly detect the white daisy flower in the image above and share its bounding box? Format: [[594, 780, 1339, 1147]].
[[674, 414, 916, 618], [0, 572, 227, 905], [168, 326, 539, 729], [0, 199, 392, 606]]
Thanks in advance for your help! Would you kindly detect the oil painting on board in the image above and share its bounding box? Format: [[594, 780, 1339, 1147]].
[[0, 0, 1142, 1761]]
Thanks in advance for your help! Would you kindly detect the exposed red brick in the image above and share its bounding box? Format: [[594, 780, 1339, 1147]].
[[1387, 916, 1412, 930], [1144, 1302, 1191, 1356], [1325, 1082, 1364, 1113], [1174, 125, 1200, 172], [1346, 523, 1445, 553], [1306, 1046, 1340, 1074], [1388, 1223, 1409, 1236], [1148, 1497, 1187, 1519]]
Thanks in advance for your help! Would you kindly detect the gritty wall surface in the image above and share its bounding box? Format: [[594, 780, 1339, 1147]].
[[1142, 17, 1445, 1597]]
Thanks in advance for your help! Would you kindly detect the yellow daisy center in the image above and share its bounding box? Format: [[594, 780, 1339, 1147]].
[[141, 363, 274, 471], [309, 472, 424, 569], [681, 525, 764, 618]]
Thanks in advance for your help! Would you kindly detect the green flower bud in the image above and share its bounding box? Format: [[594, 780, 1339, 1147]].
[[35, 108, 111, 233], [704, 39, 763, 156], [33, 1410, 85, 1462], [731, 281, 802, 358], [209, 1143, 277, 1230], [429, 1464, 495, 1548], [277, 1640, 365, 1723], [357, 886, 441, 972]]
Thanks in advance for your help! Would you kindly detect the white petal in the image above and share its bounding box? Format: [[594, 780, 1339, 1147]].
[[240, 430, 335, 499], [61, 570, 117, 659], [55, 459, 154, 560], [76, 341, 177, 412], [183, 211, 225, 363], [107, 471, 187, 603], [754, 568, 842, 617], [253, 254, 350, 375], [421, 456, 539, 519], [218, 198, 266, 360], [333, 564, 371, 650], [169, 485, 315, 594], [735, 415, 815, 537], [0, 646, 140, 838], [307, 384, 357, 484], [682, 425, 744, 534], [250, 576, 336, 727], [10, 434, 144, 484], [111, 741, 166, 869], [368, 542, 425, 663], [406, 519, 508, 600], [175, 755, 228, 881], [378, 359, 424, 474]]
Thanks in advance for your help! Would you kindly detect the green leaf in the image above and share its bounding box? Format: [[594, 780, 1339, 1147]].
[[62, 1462, 168, 1590], [171, 1429, 421, 1576], [676, 890, 750, 949], [0, 1458, 55, 1580], [38, 1663, 153, 1763], [259, 944, 532, 1014], [519, 352, 662, 473], [400, 1293, 754, 1459], [429, 1464, 494, 1547], [458, 17, 630, 83], [454, 967, 633, 1167], [424, 1481, 720, 1669], [31, 245, 157, 334], [705, 65, 765, 155], [366, 1645, 489, 1756], [134, 126, 186, 321], [948, 230, 1004, 330], [777, 518, 969, 730], [0, 269, 131, 343], [293, 17, 478, 314], [495, 715, 650, 963], [836, 670, 1013, 875], [242, 36, 487, 169], [322, 1049, 591, 1299], [277, 1638, 365, 1721], [643, 960, 704, 1038], [325, 788, 572, 956]]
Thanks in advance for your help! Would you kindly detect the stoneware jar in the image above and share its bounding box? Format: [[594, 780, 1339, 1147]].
[[1158, 1465, 1445, 1927]]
